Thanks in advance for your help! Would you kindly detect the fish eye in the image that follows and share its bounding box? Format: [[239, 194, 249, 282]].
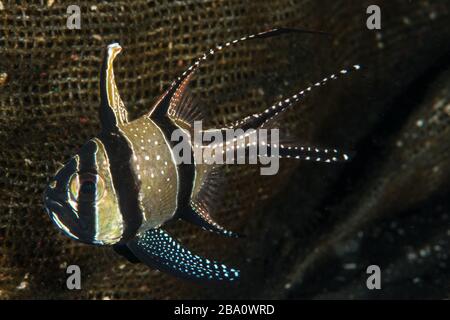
[[69, 173, 105, 202], [80, 181, 96, 194]]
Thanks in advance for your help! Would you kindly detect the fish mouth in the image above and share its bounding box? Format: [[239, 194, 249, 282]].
[[43, 156, 121, 246], [43, 181, 117, 246], [44, 188, 106, 245], [43, 184, 84, 242], [43, 157, 95, 244]]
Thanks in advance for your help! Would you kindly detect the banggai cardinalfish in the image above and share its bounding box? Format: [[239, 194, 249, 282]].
[[44, 28, 359, 282]]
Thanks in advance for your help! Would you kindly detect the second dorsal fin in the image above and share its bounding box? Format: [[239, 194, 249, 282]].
[[167, 76, 205, 131], [148, 28, 327, 122]]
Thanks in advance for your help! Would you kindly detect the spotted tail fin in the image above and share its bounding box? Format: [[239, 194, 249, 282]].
[[127, 228, 240, 282], [228, 65, 361, 130]]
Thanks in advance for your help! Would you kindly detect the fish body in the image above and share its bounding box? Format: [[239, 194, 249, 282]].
[[121, 117, 179, 230], [44, 29, 359, 282]]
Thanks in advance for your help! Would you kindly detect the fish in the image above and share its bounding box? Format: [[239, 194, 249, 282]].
[[43, 28, 360, 282]]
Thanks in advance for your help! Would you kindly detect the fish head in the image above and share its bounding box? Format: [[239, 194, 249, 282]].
[[44, 138, 124, 245]]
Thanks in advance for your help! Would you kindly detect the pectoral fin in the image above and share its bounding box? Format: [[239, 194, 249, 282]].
[[113, 243, 140, 264], [127, 228, 240, 282]]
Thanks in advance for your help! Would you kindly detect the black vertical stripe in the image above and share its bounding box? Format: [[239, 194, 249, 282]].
[[77, 140, 98, 241], [98, 131, 143, 243], [151, 116, 195, 218]]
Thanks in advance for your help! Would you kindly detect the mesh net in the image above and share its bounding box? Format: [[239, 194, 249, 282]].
[[0, 0, 449, 299]]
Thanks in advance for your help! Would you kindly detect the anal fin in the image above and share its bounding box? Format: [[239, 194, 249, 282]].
[[127, 228, 240, 282], [182, 202, 241, 238]]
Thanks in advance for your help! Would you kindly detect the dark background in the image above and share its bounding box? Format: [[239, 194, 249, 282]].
[[0, 1, 449, 299]]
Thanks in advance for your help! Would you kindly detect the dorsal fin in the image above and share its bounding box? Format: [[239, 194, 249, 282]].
[[167, 74, 204, 131], [99, 43, 129, 131], [148, 28, 328, 122]]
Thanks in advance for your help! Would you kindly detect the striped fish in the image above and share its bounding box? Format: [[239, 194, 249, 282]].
[[43, 28, 359, 282]]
